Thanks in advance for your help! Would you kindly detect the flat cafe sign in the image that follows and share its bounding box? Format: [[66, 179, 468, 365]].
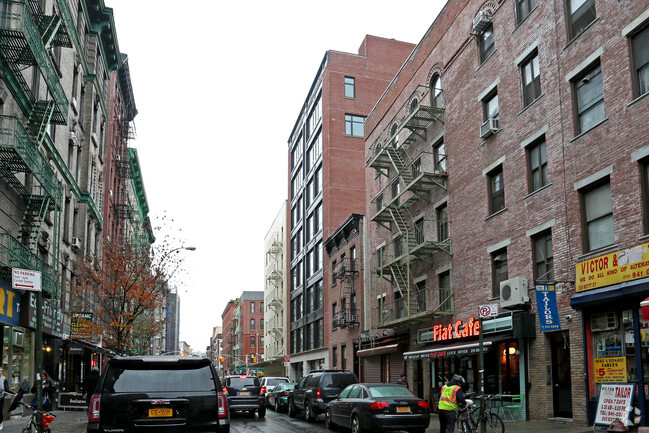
[[576, 242, 649, 292], [425, 317, 481, 342]]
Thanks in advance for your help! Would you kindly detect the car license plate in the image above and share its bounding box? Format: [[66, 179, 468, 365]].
[[149, 408, 172, 417], [240, 391, 250, 396], [396, 406, 411, 413]]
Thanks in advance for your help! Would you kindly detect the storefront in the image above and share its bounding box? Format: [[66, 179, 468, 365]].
[[570, 243, 649, 426], [357, 342, 406, 386], [1, 281, 34, 392], [403, 312, 535, 420]]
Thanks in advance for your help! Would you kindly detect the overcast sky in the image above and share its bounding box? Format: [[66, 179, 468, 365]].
[[105, 0, 447, 352]]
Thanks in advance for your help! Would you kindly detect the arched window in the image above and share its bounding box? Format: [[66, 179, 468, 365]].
[[431, 74, 443, 108], [390, 124, 399, 147]]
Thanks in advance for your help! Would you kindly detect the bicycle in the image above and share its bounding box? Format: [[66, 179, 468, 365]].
[[15, 400, 56, 433], [457, 395, 504, 433]]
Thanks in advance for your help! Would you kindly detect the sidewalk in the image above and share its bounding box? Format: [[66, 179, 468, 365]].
[[1, 408, 87, 432]]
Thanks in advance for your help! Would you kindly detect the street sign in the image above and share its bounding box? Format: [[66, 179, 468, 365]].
[[12, 268, 41, 292], [479, 303, 498, 318]]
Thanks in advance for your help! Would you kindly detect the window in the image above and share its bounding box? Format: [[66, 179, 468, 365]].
[[631, 25, 649, 98], [568, 0, 596, 40], [332, 260, 337, 286], [251, 302, 255, 314], [431, 74, 443, 108], [574, 63, 604, 133], [251, 319, 255, 330], [643, 160, 649, 234], [582, 181, 614, 251], [439, 272, 452, 311], [483, 91, 499, 121], [479, 23, 496, 63], [345, 77, 355, 98], [521, 51, 541, 107], [437, 203, 449, 241], [391, 179, 400, 200], [516, 0, 535, 24], [533, 231, 554, 282], [250, 336, 255, 348], [333, 346, 338, 368], [492, 249, 508, 298], [488, 165, 505, 214], [341, 345, 347, 370], [528, 137, 548, 192], [434, 140, 446, 172], [345, 114, 366, 137]]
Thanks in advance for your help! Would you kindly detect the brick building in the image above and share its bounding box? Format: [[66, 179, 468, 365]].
[[286, 35, 416, 379], [364, 0, 649, 426], [221, 300, 236, 373]]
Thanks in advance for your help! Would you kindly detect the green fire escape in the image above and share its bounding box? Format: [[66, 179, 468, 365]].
[[0, 0, 72, 298], [366, 85, 453, 329]]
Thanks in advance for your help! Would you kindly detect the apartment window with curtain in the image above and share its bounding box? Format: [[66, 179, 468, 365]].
[[516, 0, 535, 24], [487, 165, 505, 214], [533, 231, 554, 282], [574, 63, 605, 134], [251, 302, 255, 314], [251, 319, 255, 330], [434, 139, 446, 172], [631, 25, 649, 98], [483, 90, 499, 122], [492, 249, 509, 298], [437, 203, 449, 241], [581, 180, 614, 251], [521, 51, 541, 107], [568, 0, 596, 40], [527, 137, 548, 192]]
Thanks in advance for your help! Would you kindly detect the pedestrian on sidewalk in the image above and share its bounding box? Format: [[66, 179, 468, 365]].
[[438, 374, 466, 433], [0, 367, 16, 431], [396, 373, 409, 388]]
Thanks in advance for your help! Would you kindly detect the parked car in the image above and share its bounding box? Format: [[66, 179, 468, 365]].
[[288, 369, 358, 422], [267, 382, 295, 412], [87, 355, 230, 433], [259, 376, 290, 407], [223, 375, 265, 417], [324, 383, 430, 433]]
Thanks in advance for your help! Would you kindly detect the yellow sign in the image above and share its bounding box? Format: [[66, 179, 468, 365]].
[[576, 242, 649, 292], [594, 357, 627, 383]]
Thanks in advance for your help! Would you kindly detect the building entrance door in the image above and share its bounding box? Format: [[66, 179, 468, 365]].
[[551, 331, 572, 418]]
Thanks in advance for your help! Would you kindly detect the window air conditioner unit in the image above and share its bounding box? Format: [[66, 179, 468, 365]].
[[473, 10, 492, 33], [13, 330, 24, 346], [500, 276, 529, 309], [71, 237, 82, 251], [591, 312, 618, 332], [480, 117, 500, 139], [91, 132, 98, 145]]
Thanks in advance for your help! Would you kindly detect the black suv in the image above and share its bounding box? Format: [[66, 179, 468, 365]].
[[288, 370, 357, 422], [223, 375, 266, 417], [87, 355, 230, 433]]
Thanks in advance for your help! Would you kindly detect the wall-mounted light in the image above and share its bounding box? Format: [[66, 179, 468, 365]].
[[42, 346, 52, 352]]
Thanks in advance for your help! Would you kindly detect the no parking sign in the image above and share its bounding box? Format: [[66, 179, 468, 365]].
[[479, 304, 498, 318]]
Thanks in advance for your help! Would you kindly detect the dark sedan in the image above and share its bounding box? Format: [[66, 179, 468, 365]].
[[325, 383, 430, 433], [267, 382, 295, 412]]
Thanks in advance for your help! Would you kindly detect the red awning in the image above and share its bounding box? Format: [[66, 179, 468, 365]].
[[641, 296, 649, 321], [357, 343, 404, 358]]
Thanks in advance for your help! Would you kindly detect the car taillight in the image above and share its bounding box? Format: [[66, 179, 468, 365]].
[[218, 393, 228, 418], [316, 387, 322, 399], [280, 391, 288, 396], [261, 386, 267, 394], [418, 401, 430, 409], [369, 401, 389, 410], [89, 395, 101, 422]]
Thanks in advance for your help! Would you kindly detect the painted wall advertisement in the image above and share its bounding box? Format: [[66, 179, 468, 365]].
[[535, 284, 561, 331], [594, 383, 634, 426], [576, 242, 649, 292], [0, 279, 22, 326], [594, 357, 627, 383]]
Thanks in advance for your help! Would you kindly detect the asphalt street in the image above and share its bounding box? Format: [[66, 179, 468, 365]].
[[0, 406, 606, 432]]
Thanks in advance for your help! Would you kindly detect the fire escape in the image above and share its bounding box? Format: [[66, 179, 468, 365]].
[[366, 85, 453, 329], [0, 0, 73, 298], [332, 257, 360, 329], [265, 236, 284, 354], [113, 118, 132, 237]]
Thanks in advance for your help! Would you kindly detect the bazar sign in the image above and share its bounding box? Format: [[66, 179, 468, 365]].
[[428, 318, 480, 342], [576, 242, 649, 292], [594, 357, 627, 383], [0, 279, 22, 327]]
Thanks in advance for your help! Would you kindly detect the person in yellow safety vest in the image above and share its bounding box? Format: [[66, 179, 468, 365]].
[[437, 374, 466, 433]]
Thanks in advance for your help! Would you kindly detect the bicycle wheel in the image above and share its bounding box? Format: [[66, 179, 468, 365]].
[[484, 412, 505, 433]]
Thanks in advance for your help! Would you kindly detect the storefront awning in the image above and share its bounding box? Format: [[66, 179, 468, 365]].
[[357, 343, 404, 358], [570, 277, 649, 310], [403, 335, 507, 360]]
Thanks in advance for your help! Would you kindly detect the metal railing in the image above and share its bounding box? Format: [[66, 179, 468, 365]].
[[373, 286, 454, 327]]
